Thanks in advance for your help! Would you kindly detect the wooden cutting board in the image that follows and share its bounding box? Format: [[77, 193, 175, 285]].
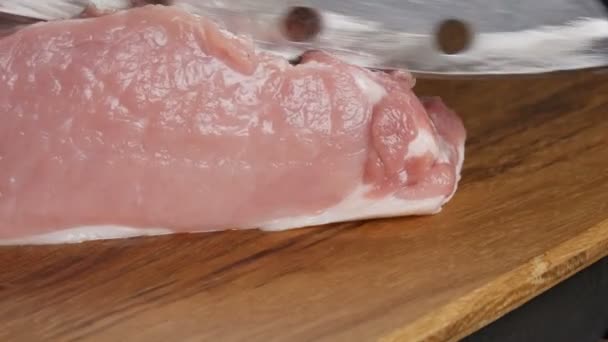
[[1, 70, 607, 342]]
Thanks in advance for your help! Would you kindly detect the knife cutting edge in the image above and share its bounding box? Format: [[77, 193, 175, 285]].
[[2, 0, 608, 77]]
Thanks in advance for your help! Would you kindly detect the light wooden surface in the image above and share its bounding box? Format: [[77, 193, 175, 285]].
[[1, 70, 607, 342]]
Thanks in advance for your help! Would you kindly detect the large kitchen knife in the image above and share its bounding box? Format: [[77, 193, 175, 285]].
[[2, 0, 608, 77]]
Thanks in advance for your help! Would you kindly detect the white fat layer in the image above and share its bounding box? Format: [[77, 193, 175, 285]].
[[0, 225, 172, 246], [407, 129, 437, 159], [298, 60, 328, 69], [435, 135, 455, 164], [352, 71, 386, 105], [259, 186, 446, 231]]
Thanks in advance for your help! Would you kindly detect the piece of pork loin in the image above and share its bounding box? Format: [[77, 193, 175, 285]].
[[0, 5, 466, 245]]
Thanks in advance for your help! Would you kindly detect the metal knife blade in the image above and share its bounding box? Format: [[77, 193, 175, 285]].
[[176, 0, 608, 76], [3, 0, 608, 77]]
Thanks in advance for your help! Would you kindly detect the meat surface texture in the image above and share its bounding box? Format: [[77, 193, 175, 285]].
[[0, 5, 466, 245]]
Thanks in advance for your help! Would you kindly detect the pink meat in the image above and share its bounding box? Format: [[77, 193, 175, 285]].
[[0, 5, 466, 245]]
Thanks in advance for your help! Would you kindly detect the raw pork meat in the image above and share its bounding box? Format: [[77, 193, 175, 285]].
[[0, 5, 466, 245]]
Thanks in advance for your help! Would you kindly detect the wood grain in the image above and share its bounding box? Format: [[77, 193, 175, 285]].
[[1, 70, 608, 342]]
